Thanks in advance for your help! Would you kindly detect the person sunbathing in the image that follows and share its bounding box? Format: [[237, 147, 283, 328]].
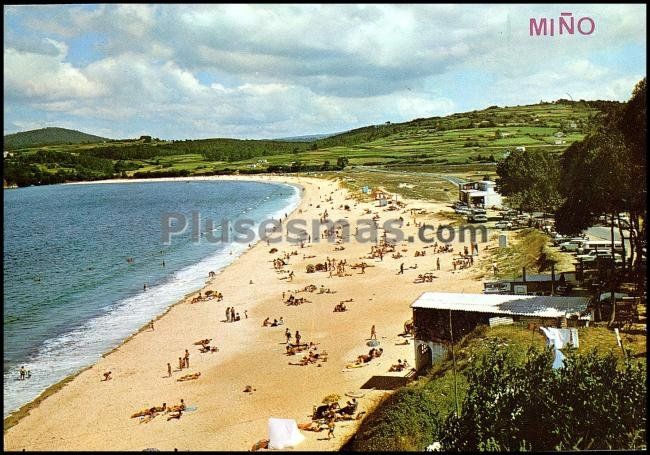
[[177, 372, 201, 382], [131, 407, 157, 418], [152, 402, 167, 413], [298, 421, 324, 432], [251, 439, 270, 451], [193, 338, 212, 346], [167, 399, 185, 413], [167, 409, 182, 421], [389, 359, 405, 372], [356, 354, 372, 364], [373, 348, 384, 358]]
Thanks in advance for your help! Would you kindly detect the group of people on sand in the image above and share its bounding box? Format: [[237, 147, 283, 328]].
[[430, 242, 453, 254], [355, 347, 384, 365], [389, 359, 411, 372], [190, 290, 223, 304], [368, 242, 395, 261], [289, 346, 328, 366], [333, 301, 348, 312], [226, 306, 246, 322], [262, 316, 284, 327], [452, 254, 474, 270], [194, 338, 219, 353], [131, 399, 186, 423], [285, 294, 310, 305]]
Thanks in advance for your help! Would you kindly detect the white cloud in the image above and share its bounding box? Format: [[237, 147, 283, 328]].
[[3, 4, 646, 138], [4, 47, 105, 100]]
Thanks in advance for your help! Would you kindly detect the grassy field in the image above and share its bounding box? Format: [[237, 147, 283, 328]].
[[475, 228, 575, 280]]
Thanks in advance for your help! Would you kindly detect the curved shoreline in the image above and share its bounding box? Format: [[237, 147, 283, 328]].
[[4, 174, 484, 451], [3, 175, 305, 431]]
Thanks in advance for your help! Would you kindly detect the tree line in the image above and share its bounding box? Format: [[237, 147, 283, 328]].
[[496, 78, 646, 281]]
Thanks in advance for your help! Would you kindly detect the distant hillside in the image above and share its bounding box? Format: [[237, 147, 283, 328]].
[[3, 127, 108, 150], [275, 132, 340, 142]]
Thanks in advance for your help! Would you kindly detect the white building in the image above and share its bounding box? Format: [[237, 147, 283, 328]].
[[458, 180, 503, 209]]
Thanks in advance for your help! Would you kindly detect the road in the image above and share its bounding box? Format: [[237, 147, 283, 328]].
[[586, 225, 631, 252]]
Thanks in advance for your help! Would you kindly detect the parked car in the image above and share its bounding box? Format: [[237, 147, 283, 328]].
[[483, 281, 510, 294], [495, 221, 513, 230], [468, 213, 488, 223], [576, 250, 620, 261], [559, 240, 586, 252]]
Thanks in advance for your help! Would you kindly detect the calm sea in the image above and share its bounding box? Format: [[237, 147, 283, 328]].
[[3, 179, 299, 417]]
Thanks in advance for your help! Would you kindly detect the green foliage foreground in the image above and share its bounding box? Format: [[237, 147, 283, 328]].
[[346, 341, 646, 451], [441, 342, 646, 451]]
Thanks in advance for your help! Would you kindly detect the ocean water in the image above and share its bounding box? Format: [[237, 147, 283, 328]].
[[3, 179, 300, 417]]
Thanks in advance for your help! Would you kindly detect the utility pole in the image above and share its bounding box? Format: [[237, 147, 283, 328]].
[[449, 309, 460, 417]]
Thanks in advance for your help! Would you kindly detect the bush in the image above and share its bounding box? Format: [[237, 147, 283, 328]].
[[439, 342, 646, 451], [344, 387, 442, 451]]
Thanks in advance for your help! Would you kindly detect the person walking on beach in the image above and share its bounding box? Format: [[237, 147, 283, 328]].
[[19, 366, 26, 380], [399, 263, 404, 275], [370, 325, 377, 340], [167, 363, 172, 377], [178, 357, 184, 370], [226, 307, 231, 322], [244, 310, 248, 319], [327, 418, 336, 439], [230, 307, 236, 322], [285, 328, 292, 344], [143, 283, 147, 291], [295, 330, 301, 346], [184, 349, 190, 368], [149, 321, 154, 331], [436, 257, 440, 271]]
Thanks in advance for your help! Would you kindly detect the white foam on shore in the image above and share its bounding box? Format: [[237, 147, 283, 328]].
[[3, 182, 301, 418]]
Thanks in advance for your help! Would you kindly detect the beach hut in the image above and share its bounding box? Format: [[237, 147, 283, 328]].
[[410, 292, 590, 371], [267, 418, 305, 449]]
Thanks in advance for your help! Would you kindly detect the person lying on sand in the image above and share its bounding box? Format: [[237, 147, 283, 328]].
[[199, 344, 218, 353], [177, 372, 201, 382], [131, 407, 156, 419], [167, 399, 185, 413], [389, 359, 409, 372], [166, 409, 182, 421], [193, 338, 211, 346], [251, 439, 270, 451], [297, 421, 324, 432], [131, 402, 165, 419]]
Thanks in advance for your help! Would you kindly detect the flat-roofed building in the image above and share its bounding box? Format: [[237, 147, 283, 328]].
[[410, 292, 590, 370]]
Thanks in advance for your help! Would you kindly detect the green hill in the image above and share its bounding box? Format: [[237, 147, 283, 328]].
[[2, 99, 622, 188], [3, 127, 109, 150]]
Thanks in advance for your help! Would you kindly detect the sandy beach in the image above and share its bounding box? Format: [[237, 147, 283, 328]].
[[4, 175, 490, 451]]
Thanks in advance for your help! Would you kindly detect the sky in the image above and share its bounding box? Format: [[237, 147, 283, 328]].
[[3, 4, 647, 140]]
